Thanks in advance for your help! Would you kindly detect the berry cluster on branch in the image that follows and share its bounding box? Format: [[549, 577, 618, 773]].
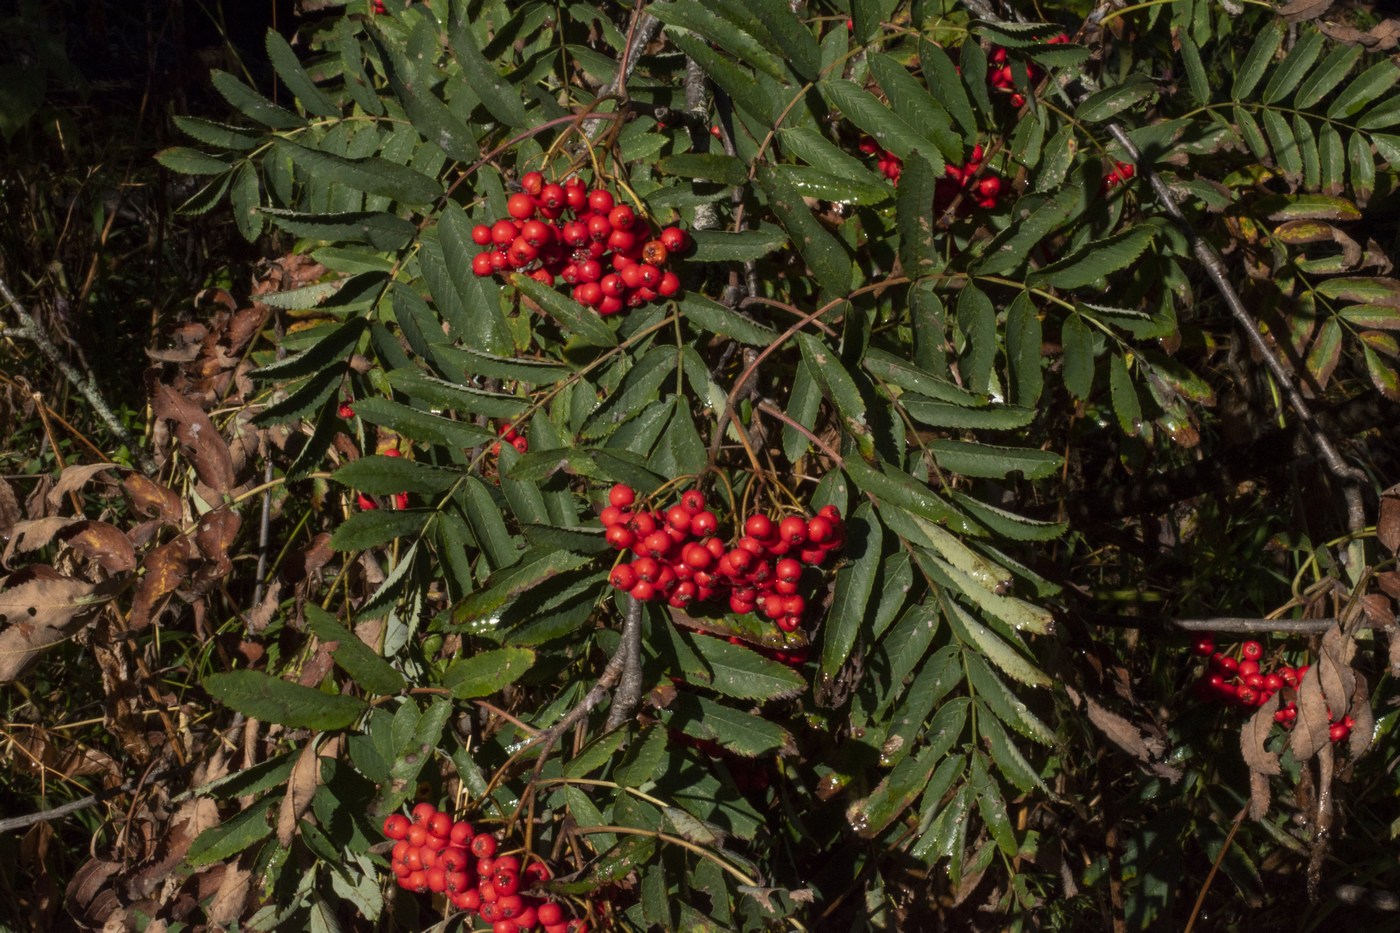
[[470, 173, 685, 315], [383, 802, 588, 933], [601, 485, 844, 636], [1190, 636, 1353, 743]]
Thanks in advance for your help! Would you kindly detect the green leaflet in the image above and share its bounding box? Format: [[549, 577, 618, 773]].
[[211, 70, 306, 130], [443, 647, 536, 698], [305, 605, 406, 696], [755, 164, 853, 297], [265, 30, 338, 117], [929, 439, 1063, 481], [276, 140, 442, 207], [450, 547, 592, 626], [447, 1, 531, 127], [688, 633, 807, 701], [204, 671, 367, 730], [663, 693, 794, 757], [332, 455, 463, 496], [1029, 225, 1158, 289], [818, 502, 882, 684]]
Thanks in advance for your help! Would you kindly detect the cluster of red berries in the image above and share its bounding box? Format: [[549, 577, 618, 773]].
[[383, 802, 588, 933], [857, 137, 904, 182], [600, 485, 844, 634], [355, 447, 409, 511], [1102, 160, 1136, 192], [469, 173, 685, 315], [985, 36, 1069, 108], [1192, 636, 1300, 708], [1190, 635, 1352, 743], [937, 144, 1004, 212], [495, 422, 529, 456], [856, 138, 1004, 212]]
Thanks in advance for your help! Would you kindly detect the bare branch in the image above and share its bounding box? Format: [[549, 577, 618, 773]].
[[0, 275, 155, 473], [606, 596, 645, 730]]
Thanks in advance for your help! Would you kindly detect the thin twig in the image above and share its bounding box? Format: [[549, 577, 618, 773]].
[[1169, 617, 1338, 635], [252, 457, 274, 611], [0, 768, 164, 834], [1087, 615, 1340, 635], [1183, 806, 1248, 933], [0, 274, 155, 473]]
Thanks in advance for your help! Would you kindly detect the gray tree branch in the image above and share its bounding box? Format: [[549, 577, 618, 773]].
[[0, 275, 155, 473]]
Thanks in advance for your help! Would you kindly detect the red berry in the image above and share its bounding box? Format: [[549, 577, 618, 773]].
[[428, 811, 453, 839], [407, 824, 428, 847], [1191, 635, 1215, 657], [540, 183, 566, 210], [660, 226, 687, 252], [565, 181, 587, 210], [608, 204, 635, 231], [576, 282, 603, 307], [492, 220, 518, 245], [778, 515, 808, 545], [471, 834, 498, 858], [539, 903, 564, 925], [588, 188, 615, 214], [383, 814, 411, 840], [1329, 722, 1350, 742], [507, 193, 536, 220], [1241, 641, 1263, 661], [605, 525, 635, 550], [472, 223, 494, 245], [744, 514, 774, 540], [608, 484, 635, 508], [610, 564, 639, 590]]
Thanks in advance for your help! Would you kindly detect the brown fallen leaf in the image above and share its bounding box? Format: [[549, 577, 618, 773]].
[[1320, 19, 1400, 51], [277, 738, 326, 847], [1279, 0, 1333, 23], [47, 463, 124, 513], [1379, 483, 1400, 553], [0, 478, 20, 538], [129, 538, 193, 631], [152, 384, 236, 496], [1, 517, 80, 568], [0, 574, 108, 682], [59, 521, 137, 574], [122, 474, 183, 524]]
